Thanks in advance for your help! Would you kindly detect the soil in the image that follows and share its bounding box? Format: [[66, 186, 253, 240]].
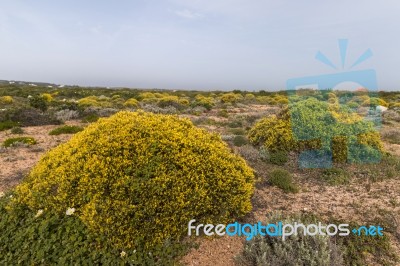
[[0, 121, 83, 193]]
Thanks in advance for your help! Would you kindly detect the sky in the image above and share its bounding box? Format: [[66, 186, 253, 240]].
[[0, 0, 399, 91]]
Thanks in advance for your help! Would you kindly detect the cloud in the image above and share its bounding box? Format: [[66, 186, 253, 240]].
[[174, 9, 202, 19]]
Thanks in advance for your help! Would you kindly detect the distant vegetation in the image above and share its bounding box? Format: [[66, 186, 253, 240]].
[[48, 125, 83, 135]]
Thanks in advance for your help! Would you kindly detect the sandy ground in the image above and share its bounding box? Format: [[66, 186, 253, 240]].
[[0, 120, 83, 193], [181, 236, 244, 266]]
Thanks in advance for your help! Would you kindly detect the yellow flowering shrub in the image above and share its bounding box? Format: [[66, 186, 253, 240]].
[[78, 96, 112, 107], [194, 95, 215, 110], [220, 93, 243, 103], [138, 92, 156, 100], [361, 97, 388, 107], [248, 115, 296, 152], [157, 96, 182, 108], [123, 98, 139, 108], [249, 98, 384, 163], [0, 96, 13, 104], [40, 93, 53, 102], [13, 111, 254, 249]]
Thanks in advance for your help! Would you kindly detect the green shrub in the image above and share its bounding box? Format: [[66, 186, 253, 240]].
[[3, 137, 37, 147], [244, 93, 256, 102], [230, 128, 246, 135], [218, 109, 229, 118], [322, 168, 350, 185], [269, 150, 289, 166], [12, 111, 255, 251], [233, 135, 248, 147], [236, 213, 344, 266], [81, 114, 100, 123], [347, 101, 360, 109], [5, 108, 62, 127], [0, 196, 187, 265], [228, 120, 243, 128], [248, 98, 384, 164], [157, 96, 184, 109], [269, 169, 298, 193], [0, 121, 19, 131], [49, 125, 84, 135], [259, 146, 270, 162], [29, 95, 48, 111], [362, 97, 388, 107], [10, 127, 24, 134]]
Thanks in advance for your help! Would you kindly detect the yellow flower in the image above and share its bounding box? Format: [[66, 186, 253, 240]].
[[120, 251, 126, 257]]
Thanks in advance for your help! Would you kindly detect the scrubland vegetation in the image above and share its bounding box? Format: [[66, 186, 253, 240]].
[[0, 83, 400, 265]]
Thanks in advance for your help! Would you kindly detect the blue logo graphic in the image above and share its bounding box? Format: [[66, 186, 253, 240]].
[[286, 39, 382, 168], [352, 225, 384, 236]]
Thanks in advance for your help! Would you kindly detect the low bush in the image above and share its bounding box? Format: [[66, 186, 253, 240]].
[[258, 146, 270, 162], [55, 109, 79, 122], [230, 128, 246, 135], [6, 108, 62, 126], [141, 104, 179, 114], [383, 110, 400, 123], [336, 222, 399, 265], [220, 93, 242, 104], [248, 115, 296, 152], [244, 93, 256, 102], [381, 128, 400, 144], [0, 96, 13, 104], [157, 96, 185, 110], [3, 137, 37, 147], [49, 125, 84, 135], [235, 145, 260, 163], [29, 95, 48, 111], [78, 96, 113, 108], [0, 121, 19, 131], [10, 127, 24, 134], [0, 196, 188, 265], [193, 95, 215, 110], [321, 168, 350, 185], [81, 114, 100, 123], [228, 120, 243, 128], [124, 98, 139, 108], [269, 150, 289, 166], [233, 135, 248, 147], [248, 98, 384, 164], [11, 111, 254, 253], [218, 109, 229, 118], [269, 169, 298, 193], [41, 93, 53, 102], [236, 213, 344, 266]]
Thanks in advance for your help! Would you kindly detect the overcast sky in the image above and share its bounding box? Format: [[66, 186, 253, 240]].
[[0, 0, 399, 90]]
